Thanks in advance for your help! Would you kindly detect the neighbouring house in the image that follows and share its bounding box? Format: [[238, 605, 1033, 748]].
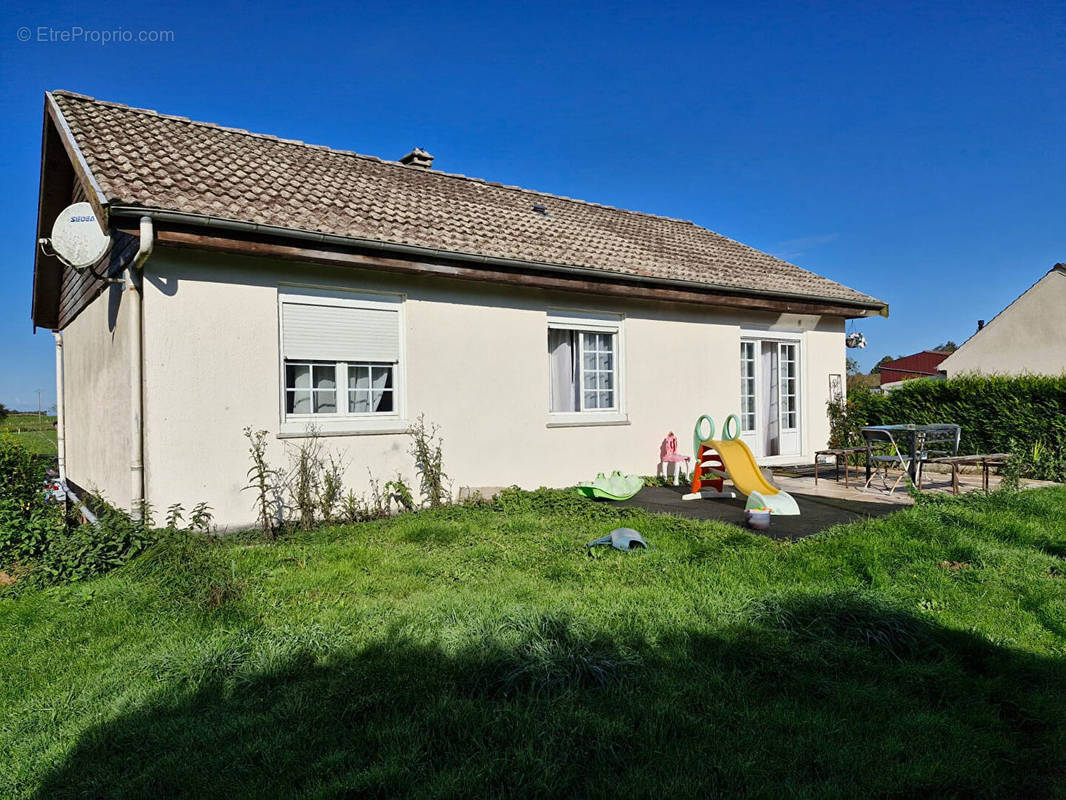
[[940, 265, 1066, 378], [31, 91, 887, 527], [877, 350, 951, 387]]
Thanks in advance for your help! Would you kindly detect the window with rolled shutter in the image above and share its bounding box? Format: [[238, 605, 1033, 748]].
[[278, 288, 403, 421]]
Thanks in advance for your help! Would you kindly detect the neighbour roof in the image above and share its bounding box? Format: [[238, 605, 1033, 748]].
[[879, 350, 952, 376], [938, 263, 1066, 372], [48, 90, 884, 310]]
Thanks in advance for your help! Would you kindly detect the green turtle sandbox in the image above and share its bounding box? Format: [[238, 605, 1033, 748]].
[[576, 471, 644, 501]]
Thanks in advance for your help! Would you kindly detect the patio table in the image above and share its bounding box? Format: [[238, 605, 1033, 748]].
[[861, 424, 962, 485]]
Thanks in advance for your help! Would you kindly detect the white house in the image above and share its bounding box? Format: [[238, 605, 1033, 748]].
[[940, 265, 1066, 378], [31, 91, 887, 527]]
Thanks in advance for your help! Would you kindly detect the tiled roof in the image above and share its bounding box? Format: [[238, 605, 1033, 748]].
[[51, 91, 884, 309], [879, 350, 952, 381]]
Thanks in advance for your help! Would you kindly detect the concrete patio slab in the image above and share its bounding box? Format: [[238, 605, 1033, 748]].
[[774, 464, 1057, 503]]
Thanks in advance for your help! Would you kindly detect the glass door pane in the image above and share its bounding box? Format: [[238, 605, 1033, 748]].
[[740, 342, 757, 431], [776, 342, 801, 457], [778, 344, 797, 430]]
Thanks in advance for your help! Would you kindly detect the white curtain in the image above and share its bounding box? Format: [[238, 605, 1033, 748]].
[[548, 329, 578, 412], [371, 366, 392, 411], [762, 342, 779, 455]]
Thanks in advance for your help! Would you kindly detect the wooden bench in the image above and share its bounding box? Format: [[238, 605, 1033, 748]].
[[814, 447, 866, 488], [927, 454, 1011, 494]]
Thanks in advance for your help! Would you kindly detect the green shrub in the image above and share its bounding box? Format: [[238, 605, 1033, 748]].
[[0, 436, 190, 589], [0, 433, 48, 508], [830, 376, 1066, 480], [0, 436, 64, 569], [1002, 435, 1066, 485], [409, 414, 449, 508], [35, 505, 162, 584]]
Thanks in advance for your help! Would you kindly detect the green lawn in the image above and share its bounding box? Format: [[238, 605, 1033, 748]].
[[0, 414, 57, 456], [2, 487, 1065, 798]]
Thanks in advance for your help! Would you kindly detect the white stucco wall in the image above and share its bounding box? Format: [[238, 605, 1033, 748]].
[[133, 247, 845, 528], [940, 267, 1066, 377], [61, 283, 132, 505]]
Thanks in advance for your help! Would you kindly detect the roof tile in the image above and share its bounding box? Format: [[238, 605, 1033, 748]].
[[51, 90, 883, 307]]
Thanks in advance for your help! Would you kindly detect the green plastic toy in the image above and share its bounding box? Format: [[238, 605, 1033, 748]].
[[576, 471, 644, 501]]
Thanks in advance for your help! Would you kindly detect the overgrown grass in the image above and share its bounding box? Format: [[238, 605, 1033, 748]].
[[2, 487, 1066, 798]]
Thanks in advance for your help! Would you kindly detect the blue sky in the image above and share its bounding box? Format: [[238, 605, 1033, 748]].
[[1, 0, 1063, 410]]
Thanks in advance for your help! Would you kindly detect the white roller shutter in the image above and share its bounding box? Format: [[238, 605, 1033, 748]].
[[282, 301, 400, 363]]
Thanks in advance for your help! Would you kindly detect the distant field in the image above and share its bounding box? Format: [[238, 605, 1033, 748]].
[[1, 413, 57, 456]]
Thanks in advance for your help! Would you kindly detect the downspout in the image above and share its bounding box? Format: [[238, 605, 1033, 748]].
[[127, 216, 154, 519], [53, 331, 65, 484]]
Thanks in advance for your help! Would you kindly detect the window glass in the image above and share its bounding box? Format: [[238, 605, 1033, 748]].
[[779, 344, 798, 429], [579, 330, 615, 410], [347, 363, 394, 414], [284, 360, 396, 417], [313, 364, 337, 413], [549, 325, 618, 413], [740, 342, 757, 431], [286, 362, 333, 415]]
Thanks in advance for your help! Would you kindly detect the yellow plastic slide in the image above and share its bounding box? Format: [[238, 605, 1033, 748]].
[[709, 438, 800, 515]]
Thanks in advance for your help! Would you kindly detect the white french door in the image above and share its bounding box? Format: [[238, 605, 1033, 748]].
[[777, 342, 800, 455], [739, 338, 802, 459], [739, 341, 759, 453]]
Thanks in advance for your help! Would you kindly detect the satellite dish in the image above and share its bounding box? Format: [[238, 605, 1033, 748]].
[[49, 202, 110, 269]]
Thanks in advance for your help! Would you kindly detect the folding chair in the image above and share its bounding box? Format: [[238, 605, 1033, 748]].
[[915, 425, 961, 488], [862, 428, 914, 494]]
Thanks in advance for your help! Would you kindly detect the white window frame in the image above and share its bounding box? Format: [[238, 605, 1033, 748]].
[[546, 310, 628, 427], [278, 285, 407, 437]]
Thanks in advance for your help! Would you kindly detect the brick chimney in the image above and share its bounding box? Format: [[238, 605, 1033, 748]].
[[399, 148, 434, 169]]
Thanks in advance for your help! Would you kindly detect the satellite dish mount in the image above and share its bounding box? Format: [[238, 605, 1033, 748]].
[[39, 202, 112, 278]]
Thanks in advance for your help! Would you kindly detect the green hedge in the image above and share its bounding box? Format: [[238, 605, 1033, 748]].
[[829, 376, 1066, 481]]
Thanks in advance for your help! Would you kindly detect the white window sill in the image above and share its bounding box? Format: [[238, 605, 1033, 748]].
[[546, 412, 630, 428], [278, 417, 410, 438]]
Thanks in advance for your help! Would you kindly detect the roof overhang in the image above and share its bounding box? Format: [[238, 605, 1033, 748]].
[[108, 206, 889, 319], [31, 93, 112, 330], [44, 92, 110, 227]]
